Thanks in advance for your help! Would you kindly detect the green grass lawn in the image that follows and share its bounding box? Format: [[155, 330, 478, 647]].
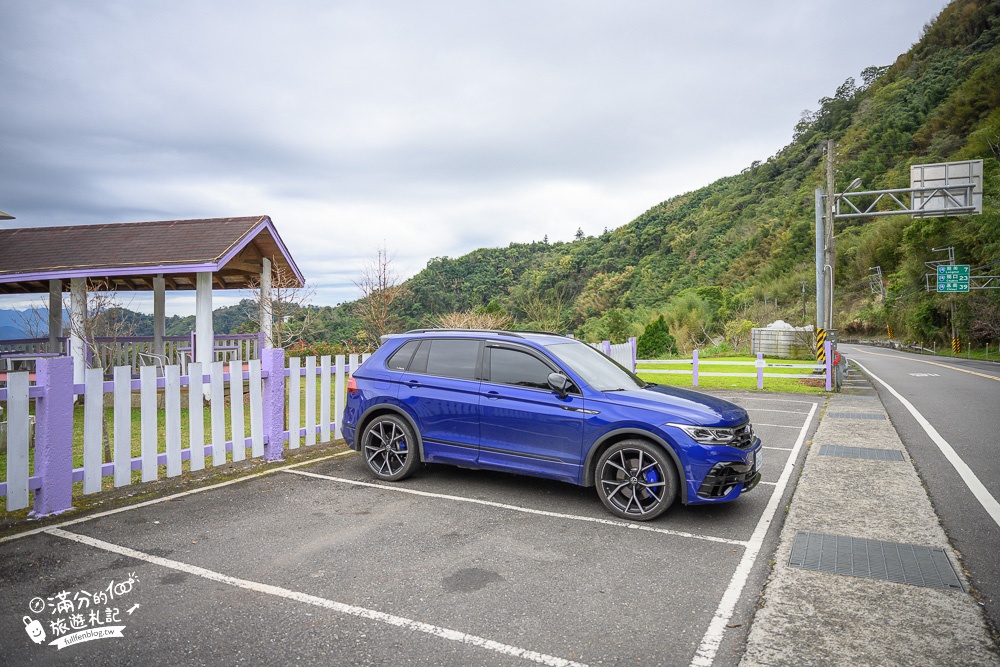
[[637, 355, 829, 395]]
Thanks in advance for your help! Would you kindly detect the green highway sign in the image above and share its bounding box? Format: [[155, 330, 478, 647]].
[[937, 265, 970, 292]]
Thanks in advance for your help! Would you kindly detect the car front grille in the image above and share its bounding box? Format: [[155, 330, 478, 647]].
[[730, 423, 754, 450]]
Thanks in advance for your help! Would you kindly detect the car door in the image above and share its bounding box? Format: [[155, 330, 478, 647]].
[[477, 343, 585, 484], [397, 337, 482, 466]]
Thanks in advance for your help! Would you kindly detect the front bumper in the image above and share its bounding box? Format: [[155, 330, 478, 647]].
[[696, 460, 762, 499]]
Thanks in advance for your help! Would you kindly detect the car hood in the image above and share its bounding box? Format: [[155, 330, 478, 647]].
[[600, 384, 749, 427]]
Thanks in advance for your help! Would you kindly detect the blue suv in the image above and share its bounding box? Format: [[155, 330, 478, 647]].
[[343, 330, 762, 521]]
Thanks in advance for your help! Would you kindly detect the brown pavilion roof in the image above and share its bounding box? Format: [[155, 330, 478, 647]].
[[0, 216, 303, 294]]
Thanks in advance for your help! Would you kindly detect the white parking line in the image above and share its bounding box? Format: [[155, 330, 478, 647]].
[[754, 423, 802, 430], [763, 446, 794, 452], [0, 452, 353, 545], [852, 360, 1000, 529], [736, 397, 821, 405], [285, 469, 748, 547], [746, 408, 811, 415], [46, 528, 587, 667], [690, 401, 818, 667]]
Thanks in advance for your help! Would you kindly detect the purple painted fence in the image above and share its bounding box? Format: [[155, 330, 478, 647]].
[[0, 348, 366, 516]]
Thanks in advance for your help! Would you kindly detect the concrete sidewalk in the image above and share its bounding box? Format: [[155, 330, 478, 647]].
[[740, 365, 1000, 666]]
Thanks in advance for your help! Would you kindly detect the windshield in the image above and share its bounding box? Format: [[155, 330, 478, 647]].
[[545, 341, 647, 392]]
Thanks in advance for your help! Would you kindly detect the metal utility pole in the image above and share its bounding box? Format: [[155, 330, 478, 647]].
[[815, 188, 825, 332], [824, 139, 836, 331]]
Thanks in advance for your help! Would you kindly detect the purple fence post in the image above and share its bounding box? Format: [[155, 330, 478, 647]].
[[32, 356, 75, 517], [602, 340, 612, 356], [756, 353, 764, 390], [628, 337, 637, 372], [262, 347, 286, 462], [692, 349, 699, 387], [825, 340, 833, 391]]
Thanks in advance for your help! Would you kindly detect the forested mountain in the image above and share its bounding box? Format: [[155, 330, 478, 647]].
[[320, 0, 997, 352]]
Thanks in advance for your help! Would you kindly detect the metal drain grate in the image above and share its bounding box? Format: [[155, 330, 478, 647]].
[[827, 411, 885, 420], [788, 532, 963, 590], [819, 445, 905, 461]]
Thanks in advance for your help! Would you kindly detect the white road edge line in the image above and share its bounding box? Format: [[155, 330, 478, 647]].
[[285, 469, 748, 547], [689, 401, 818, 667], [852, 359, 1000, 529], [0, 451, 355, 545], [45, 528, 586, 667]]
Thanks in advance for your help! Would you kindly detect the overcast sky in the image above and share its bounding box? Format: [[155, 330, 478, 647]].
[[0, 0, 947, 316]]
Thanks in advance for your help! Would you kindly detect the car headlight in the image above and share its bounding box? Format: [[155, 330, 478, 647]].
[[668, 423, 742, 445]]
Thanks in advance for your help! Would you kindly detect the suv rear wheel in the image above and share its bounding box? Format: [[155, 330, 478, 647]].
[[595, 440, 677, 520], [361, 414, 419, 481]]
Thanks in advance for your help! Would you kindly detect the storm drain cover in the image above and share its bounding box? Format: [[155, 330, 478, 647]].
[[819, 445, 905, 461], [788, 532, 963, 591], [827, 411, 886, 420]]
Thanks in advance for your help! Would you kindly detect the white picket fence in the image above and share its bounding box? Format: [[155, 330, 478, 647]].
[[590, 338, 637, 371], [0, 353, 368, 513]]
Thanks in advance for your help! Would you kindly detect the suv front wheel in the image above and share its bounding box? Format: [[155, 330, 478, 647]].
[[361, 414, 419, 481], [595, 440, 677, 521]]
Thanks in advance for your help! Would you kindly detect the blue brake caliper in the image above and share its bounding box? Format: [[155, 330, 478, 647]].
[[643, 467, 661, 499]]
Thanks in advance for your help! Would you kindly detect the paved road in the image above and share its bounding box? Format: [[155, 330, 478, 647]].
[[0, 394, 819, 667], [840, 344, 1000, 634]]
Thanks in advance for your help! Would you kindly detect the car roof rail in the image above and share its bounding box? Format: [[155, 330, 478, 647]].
[[402, 328, 526, 338], [401, 328, 570, 339]]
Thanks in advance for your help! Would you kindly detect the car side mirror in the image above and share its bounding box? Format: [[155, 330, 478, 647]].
[[547, 372, 571, 398]]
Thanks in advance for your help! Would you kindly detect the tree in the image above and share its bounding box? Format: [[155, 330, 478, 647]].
[[429, 310, 512, 330], [637, 315, 677, 358], [66, 281, 139, 463], [353, 245, 410, 349], [244, 261, 315, 348], [512, 284, 569, 333]]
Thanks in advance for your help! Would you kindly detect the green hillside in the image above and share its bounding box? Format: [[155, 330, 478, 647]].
[[319, 0, 1000, 352]]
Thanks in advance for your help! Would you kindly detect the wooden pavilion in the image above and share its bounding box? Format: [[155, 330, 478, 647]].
[[0, 215, 303, 381]]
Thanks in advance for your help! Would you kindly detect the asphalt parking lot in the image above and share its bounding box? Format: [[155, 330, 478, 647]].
[[1, 393, 821, 667]]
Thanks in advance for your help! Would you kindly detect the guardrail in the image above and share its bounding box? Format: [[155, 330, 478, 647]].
[[637, 342, 835, 391]]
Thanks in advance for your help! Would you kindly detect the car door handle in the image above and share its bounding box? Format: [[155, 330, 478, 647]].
[[485, 390, 501, 400], [561, 406, 600, 415]]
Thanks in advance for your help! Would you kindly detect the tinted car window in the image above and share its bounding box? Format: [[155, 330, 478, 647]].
[[423, 339, 481, 380], [488, 347, 553, 390], [386, 340, 420, 371], [545, 341, 645, 391]]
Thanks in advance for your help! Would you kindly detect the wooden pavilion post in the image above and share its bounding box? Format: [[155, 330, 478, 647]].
[[260, 257, 272, 348], [69, 277, 87, 385], [48, 280, 62, 353], [153, 274, 166, 359], [195, 272, 214, 398]]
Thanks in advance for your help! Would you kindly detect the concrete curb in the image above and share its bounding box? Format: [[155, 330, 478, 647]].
[[740, 389, 1000, 666]]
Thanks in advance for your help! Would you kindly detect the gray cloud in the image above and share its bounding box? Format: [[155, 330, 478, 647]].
[[0, 0, 945, 313]]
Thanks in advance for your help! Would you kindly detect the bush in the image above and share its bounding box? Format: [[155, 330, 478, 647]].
[[637, 316, 677, 358]]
